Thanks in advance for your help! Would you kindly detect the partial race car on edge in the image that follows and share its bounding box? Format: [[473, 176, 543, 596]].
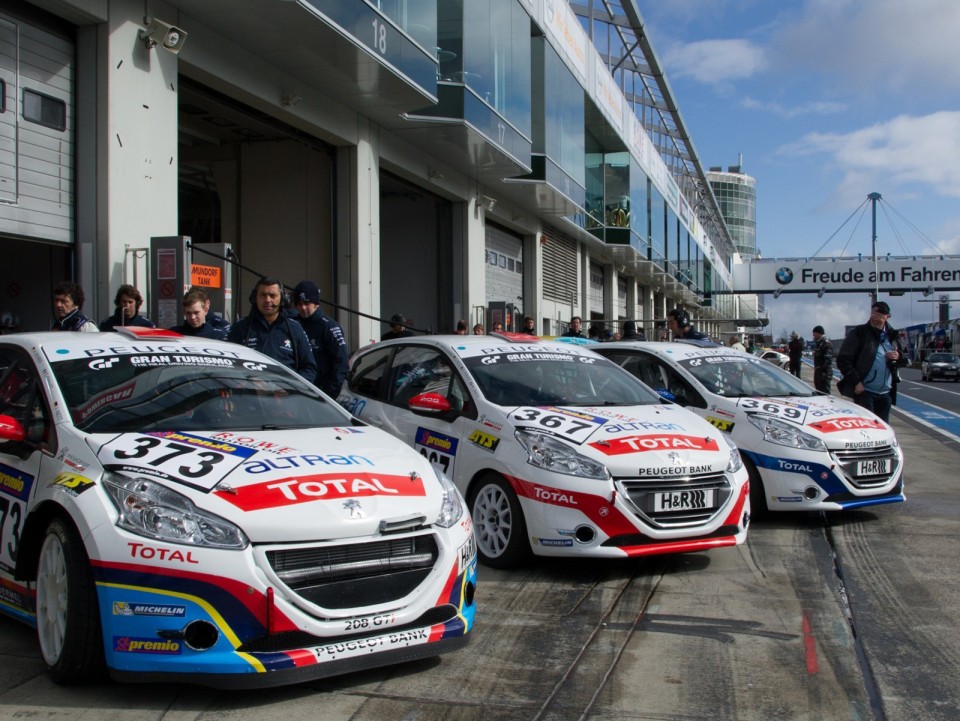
[[593, 341, 905, 514], [0, 328, 475, 687], [337, 335, 750, 568]]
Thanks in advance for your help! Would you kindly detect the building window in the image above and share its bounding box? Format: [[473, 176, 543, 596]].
[[23, 89, 66, 131]]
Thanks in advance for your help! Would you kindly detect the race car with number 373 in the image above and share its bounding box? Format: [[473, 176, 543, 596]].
[[337, 335, 750, 568], [593, 341, 905, 514], [0, 328, 475, 688]]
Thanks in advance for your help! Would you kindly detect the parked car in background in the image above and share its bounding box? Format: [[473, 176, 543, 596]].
[[0, 328, 475, 687], [755, 348, 790, 369], [594, 341, 905, 515], [338, 335, 750, 568], [920, 352, 960, 382]]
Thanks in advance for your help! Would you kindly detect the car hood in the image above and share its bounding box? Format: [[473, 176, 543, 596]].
[[718, 395, 896, 447], [506, 403, 733, 475], [90, 428, 446, 543]]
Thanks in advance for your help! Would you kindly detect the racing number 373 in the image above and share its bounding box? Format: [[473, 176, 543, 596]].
[[113, 436, 225, 478]]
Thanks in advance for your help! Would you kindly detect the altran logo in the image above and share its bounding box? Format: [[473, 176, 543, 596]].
[[775, 267, 794, 286]]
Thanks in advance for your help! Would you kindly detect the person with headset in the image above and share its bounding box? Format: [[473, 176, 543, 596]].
[[667, 307, 709, 341], [227, 277, 317, 383]]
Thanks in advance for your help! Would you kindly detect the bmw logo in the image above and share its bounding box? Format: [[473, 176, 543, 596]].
[[775, 267, 794, 286]]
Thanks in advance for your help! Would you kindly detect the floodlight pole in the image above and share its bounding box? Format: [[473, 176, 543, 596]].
[[868, 192, 881, 303]]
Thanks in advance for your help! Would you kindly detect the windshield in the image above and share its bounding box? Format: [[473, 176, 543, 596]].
[[52, 354, 349, 433], [462, 348, 660, 406], [927, 353, 959, 363], [679, 354, 816, 399]]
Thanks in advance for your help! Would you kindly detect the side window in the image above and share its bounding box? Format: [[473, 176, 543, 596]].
[[389, 347, 454, 407], [347, 347, 393, 400], [0, 349, 53, 447]]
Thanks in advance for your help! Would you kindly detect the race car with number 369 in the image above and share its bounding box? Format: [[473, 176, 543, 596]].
[[0, 328, 475, 688], [593, 341, 905, 514], [337, 335, 750, 568]]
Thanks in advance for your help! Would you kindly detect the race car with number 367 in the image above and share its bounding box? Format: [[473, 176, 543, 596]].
[[337, 335, 750, 568], [0, 328, 475, 687], [593, 341, 905, 514]]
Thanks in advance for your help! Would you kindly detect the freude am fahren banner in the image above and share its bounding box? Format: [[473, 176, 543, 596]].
[[731, 257, 960, 294]]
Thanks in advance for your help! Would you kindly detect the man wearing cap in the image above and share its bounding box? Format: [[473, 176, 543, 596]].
[[292, 280, 349, 397], [836, 301, 908, 422], [811, 325, 833, 393], [382, 313, 414, 341]]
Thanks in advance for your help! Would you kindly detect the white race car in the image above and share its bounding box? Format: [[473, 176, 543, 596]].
[[0, 328, 475, 687], [337, 335, 750, 568], [594, 341, 905, 513]]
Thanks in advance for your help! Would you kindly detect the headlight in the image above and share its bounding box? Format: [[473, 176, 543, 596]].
[[103, 472, 248, 549], [515, 429, 611, 480], [747, 414, 826, 452], [432, 467, 464, 528], [721, 434, 743, 473]]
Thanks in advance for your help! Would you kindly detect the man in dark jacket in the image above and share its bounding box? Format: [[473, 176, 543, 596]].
[[811, 325, 833, 393], [292, 280, 349, 397], [787, 332, 804, 377], [100, 285, 155, 331], [835, 301, 907, 422], [667, 308, 709, 341], [227, 278, 317, 383], [621, 320, 645, 341], [169, 287, 230, 339], [51, 281, 99, 332]]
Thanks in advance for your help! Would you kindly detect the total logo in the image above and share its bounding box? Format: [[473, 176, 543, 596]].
[[89, 357, 120, 370]]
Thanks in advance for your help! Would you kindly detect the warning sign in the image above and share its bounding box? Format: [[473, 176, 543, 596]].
[[190, 264, 222, 288]]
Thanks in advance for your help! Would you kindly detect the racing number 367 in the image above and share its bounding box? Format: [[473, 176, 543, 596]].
[[114, 436, 225, 478]]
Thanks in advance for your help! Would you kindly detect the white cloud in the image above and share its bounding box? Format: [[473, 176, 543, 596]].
[[662, 39, 766, 85], [741, 96, 846, 118], [772, 0, 960, 96], [780, 112, 960, 201]]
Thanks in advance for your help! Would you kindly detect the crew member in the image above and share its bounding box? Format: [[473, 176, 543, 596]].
[[100, 284, 155, 331], [292, 280, 349, 397]]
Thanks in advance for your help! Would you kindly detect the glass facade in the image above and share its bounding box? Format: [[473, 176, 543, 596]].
[[708, 169, 758, 259], [438, 0, 532, 138]]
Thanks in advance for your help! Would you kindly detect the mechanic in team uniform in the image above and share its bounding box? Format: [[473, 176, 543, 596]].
[[292, 280, 349, 397], [99, 284, 155, 331], [667, 307, 710, 341], [51, 281, 99, 332], [169, 287, 230, 339], [227, 277, 317, 383]]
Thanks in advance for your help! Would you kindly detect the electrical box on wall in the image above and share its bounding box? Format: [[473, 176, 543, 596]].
[[149, 236, 192, 330]]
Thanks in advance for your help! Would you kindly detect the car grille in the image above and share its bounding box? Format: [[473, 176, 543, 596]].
[[831, 445, 901, 489], [615, 472, 732, 529], [264, 533, 440, 611]]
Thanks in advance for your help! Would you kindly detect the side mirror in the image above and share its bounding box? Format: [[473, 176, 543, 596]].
[[408, 392, 451, 415], [0, 414, 26, 442]]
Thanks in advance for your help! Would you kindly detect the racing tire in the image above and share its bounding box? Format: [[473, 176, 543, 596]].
[[469, 474, 531, 569], [744, 458, 769, 519], [36, 517, 106, 684]]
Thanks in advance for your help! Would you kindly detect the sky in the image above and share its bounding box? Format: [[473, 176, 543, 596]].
[[638, 0, 960, 341]]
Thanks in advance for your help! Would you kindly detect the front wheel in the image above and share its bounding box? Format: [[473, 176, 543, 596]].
[[36, 518, 106, 684], [469, 475, 530, 569], [744, 458, 768, 519]]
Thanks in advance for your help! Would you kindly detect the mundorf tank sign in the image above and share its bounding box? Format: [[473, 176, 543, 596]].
[[731, 257, 960, 294]]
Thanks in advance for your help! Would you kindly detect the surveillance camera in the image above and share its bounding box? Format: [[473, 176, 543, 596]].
[[141, 18, 188, 55]]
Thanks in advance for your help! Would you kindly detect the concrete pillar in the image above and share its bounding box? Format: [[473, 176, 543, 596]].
[[98, 0, 181, 312]]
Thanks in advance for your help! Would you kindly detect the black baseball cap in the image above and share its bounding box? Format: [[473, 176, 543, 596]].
[[871, 301, 891, 315]]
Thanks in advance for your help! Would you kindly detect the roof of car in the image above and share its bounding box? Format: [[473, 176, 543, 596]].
[[596, 340, 745, 362]]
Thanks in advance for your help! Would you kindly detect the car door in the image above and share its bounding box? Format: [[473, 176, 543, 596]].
[[0, 346, 58, 579], [386, 346, 474, 482]]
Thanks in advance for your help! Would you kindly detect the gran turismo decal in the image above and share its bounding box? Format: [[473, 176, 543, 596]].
[[807, 417, 886, 433], [588, 434, 720, 456], [214, 472, 426, 511]]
